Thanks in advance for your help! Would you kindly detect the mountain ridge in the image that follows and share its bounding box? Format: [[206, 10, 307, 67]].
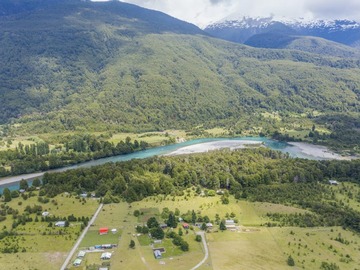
[[205, 16, 360, 48]]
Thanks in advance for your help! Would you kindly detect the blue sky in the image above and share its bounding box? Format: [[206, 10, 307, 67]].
[[93, 0, 360, 27]]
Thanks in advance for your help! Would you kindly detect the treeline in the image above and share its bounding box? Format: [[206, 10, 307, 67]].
[[37, 147, 360, 198], [0, 135, 149, 177]]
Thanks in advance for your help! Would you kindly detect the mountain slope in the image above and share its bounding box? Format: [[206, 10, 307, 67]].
[[0, 0, 205, 126], [0, 1, 360, 135]]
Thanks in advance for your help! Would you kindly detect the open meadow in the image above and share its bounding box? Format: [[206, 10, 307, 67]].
[[1, 184, 360, 270]]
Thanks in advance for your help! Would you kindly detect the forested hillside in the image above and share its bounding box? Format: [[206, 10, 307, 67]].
[[0, 0, 360, 134]]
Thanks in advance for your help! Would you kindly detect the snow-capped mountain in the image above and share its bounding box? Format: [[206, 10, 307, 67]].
[[205, 16, 360, 48]]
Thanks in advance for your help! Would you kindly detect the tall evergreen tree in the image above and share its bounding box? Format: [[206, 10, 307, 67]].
[[3, 188, 11, 202]]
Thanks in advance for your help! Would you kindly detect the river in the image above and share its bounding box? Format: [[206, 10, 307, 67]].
[[0, 137, 344, 192]]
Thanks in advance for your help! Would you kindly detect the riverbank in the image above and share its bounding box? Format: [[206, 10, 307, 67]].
[[165, 140, 263, 156], [287, 142, 354, 160], [1, 138, 356, 191]]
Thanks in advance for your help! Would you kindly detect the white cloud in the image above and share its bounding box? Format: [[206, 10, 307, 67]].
[[94, 0, 360, 27]]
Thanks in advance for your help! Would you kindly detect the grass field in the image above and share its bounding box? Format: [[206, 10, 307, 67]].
[[0, 192, 99, 270], [2, 187, 360, 270]]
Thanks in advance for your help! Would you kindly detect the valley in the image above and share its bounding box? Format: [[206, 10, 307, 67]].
[[1, 1, 360, 269]]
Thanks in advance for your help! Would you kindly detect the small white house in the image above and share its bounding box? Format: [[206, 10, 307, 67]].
[[77, 250, 86, 258], [55, 221, 66, 227], [100, 252, 112, 260], [73, 258, 82, 266]]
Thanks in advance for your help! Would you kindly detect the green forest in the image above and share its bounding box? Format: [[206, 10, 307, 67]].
[[0, 134, 149, 176]]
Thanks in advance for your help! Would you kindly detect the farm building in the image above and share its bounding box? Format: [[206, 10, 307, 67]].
[[225, 220, 235, 225], [100, 252, 112, 260], [154, 249, 162, 259], [182, 223, 189, 229], [55, 221, 66, 227], [73, 258, 82, 266], [225, 224, 237, 230], [99, 227, 109, 235], [77, 250, 86, 258], [111, 228, 117, 234]]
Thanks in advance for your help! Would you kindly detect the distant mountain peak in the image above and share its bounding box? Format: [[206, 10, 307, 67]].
[[207, 15, 360, 31], [205, 16, 360, 47]]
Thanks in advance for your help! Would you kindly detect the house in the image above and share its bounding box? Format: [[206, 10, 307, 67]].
[[55, 221, 66, 227], [225, 220, 237, 230], [225, 220, 235, 225], [206, 223, 213, 228], [77, 250, 86, 258], [154, 249, 162, 259], [99, 227, 109, 235], [182, 223, 189, 229], [100, 252, 112, 260], [73, 258, 82, 266], [160, 223, 168, 229], [329, 180, 338, 185], [111, 228, 117, 234], [80, 193, 88, 198], [153, 239, 162, 244], [42, 211, 49, 217]]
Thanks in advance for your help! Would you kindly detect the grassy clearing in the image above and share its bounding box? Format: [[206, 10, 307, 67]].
[[271, 227, 360, 270], [137, 207, 160, 223], [329, 182, 360, 212], [0, 136, 44, 151], [137, 234, 152, 246], [79, 230, 121, 248], [205, 127, 229, 136], [261, 112, 282, 121]]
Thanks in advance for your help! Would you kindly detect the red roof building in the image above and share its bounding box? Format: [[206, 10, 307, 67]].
[[182, 223, 189, 229], [99, 227, 109, 235]]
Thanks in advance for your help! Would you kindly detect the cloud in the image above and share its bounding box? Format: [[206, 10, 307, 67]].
[[94, 0, 360, 27], [209, 0, 231, 5], [304, 0, 360, 19]]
